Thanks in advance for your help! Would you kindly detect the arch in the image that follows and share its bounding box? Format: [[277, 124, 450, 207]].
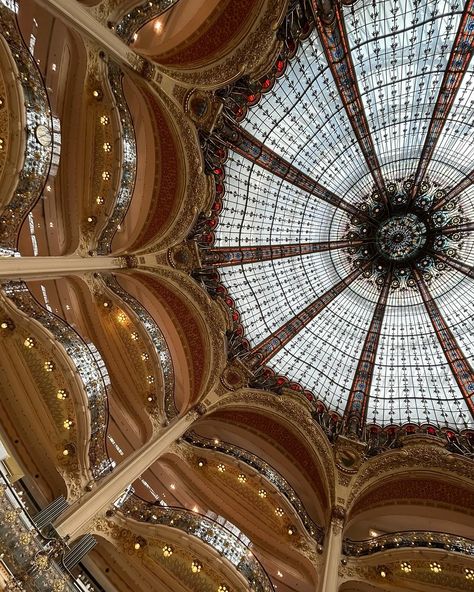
[[201, 391, 335, 522]]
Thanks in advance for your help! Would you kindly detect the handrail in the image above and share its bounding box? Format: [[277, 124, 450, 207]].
[[114, 0, 181, 44], [184, 431, 325, 543], [343, 530, 474, 558], [118, 495, 276, 592], [2, 280, 113, 481], [102, 273, 178, 419]]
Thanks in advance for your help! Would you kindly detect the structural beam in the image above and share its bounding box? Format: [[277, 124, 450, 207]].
[[246, 265, 366, 368], [55, 410, 198, 540], [411, 0, 474, 199], [343, 270, 391, 436], [312, 0, 388, 204], [434, 170, 474, 211], [443, 221, 474, 234], [414, 268, 474, 418], [219, 123, 367, 220], [0, 256, 128, 280], [433, 251, 474, 279], [202, 239, 364, 267]]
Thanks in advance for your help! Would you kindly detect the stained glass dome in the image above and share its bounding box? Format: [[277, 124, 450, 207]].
[[197, 0, 474, 431]]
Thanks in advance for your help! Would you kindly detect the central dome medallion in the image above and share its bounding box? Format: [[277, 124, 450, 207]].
[[376, 214, 427, 262]]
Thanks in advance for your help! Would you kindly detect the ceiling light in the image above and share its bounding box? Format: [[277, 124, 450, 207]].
[[130, 331, 139, 341], [258, 489, 267, 498], [154, 20, 163, 32], [238, 473, 247, 483], [287, 525, 296, 536], [141, 352, 149, 360], [56, 389, 68, 400], [117, 313, 127, 323], [24, 337, 36, 349], [217, 463, 225, 472], [217, 585, 229, 592], [430, 562, 441, 573], [44, 361, 54, 372], [465, 568, 474, 580], [275, 507, 284, 517], [63, 419, 73, 430], [400, 562, 411, 573], [191, 559, 202, 573], [197, 459, 206, 468], [100, 115, 109, 125], [162, 545, 173, 557]]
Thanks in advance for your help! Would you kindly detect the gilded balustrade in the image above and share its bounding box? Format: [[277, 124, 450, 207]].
[[0, 7, 53, 250], [118, 495, 276, 592], [0, 473, 97, 592], [343, 531, 474, 558], [2, 281, 113, 481]]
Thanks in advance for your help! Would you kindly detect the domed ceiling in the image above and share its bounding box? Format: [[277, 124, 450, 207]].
[[197, 0, 474, 431]]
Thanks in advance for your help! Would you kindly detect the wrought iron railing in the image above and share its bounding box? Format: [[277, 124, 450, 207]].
[[102, 273, 178, 419], [96, 61, 137, 255], [183, 432, 324, 543], [114, 0, 181, 44], [343, 531, 474, 558], [0, 7, 53, 250], [118, 495, 275, 592], [0, 472, 100, 591], [2, 281, 113, 480]]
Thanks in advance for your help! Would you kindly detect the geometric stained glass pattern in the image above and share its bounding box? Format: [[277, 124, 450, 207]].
[[198, 0, 474, 430]]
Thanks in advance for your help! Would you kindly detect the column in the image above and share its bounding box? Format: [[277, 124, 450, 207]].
[[318, 506, 345, 592], [33, 0, 132, 67], [55, 410, 198, 540], [0, 255, 127, 280]]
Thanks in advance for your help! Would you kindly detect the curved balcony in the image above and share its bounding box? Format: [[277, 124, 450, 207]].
[[101, 273, 177, 419], [184, 431, 324, 544], [114, 0, 181, 44], [96, 61, 137, 256], [343, 531, 474, 558], [118, 495, 275, 592], [0, 7, 53, 250], [2, 281, 112, 481], [0, 472, 101, 592]]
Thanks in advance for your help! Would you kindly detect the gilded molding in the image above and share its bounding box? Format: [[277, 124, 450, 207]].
[[137, 82, 210, 253]]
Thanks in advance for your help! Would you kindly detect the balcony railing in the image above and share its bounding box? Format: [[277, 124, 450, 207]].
[[114, 0, 181, 44], [102, 273, 177, 419], [184, 432, 324, 543], [0, 7, 53, 250], [96, 61, 137, 255], [119, 495, 275, 592], [0, 471, 100, 592], [343, 530, 474, 558], [2, 281, 113, 480]]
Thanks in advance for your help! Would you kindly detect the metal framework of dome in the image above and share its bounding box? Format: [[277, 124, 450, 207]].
[[194, 0, 474, 436]]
